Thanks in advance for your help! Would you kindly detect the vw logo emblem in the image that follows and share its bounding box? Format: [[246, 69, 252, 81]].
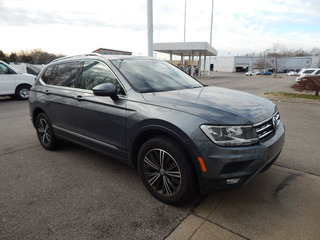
[[272, 116, 278, 130]]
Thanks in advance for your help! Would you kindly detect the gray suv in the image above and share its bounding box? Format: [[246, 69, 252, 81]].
[[29, 54, 285, 205]]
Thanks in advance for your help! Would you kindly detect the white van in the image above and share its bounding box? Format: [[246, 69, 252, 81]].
[[296, 68, 320, 82], [0, 60, 36, 100]]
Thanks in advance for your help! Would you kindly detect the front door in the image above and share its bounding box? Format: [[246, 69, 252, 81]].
[[73, 60, 127, 160], [0, 62, 16, 95]]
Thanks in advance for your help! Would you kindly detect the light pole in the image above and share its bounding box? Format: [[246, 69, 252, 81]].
[[147, 0, 153, 58], [264, 49, 270, 71], [184, 0, 187, 42], [208, 0, 214, 75]]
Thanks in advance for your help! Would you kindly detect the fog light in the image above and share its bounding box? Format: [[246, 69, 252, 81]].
[[226, 178, 241, 184]]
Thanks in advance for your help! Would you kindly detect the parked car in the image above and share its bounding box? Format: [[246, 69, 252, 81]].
[[260, 71, 272, 75], [0, 60, 36, 100], [286, 71, 298, 76], [296, 68, 320, 82], [29, 54, 285, 205], [245, 70, 259, 76]]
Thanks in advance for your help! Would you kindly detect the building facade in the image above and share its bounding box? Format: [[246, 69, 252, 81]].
[[209, 56, 320, 72]]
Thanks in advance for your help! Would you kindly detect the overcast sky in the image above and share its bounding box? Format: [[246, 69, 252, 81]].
[[1, 0, 319, 58]]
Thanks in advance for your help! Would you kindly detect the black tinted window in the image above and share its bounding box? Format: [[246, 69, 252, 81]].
[[303, 70, 315, 74], [80, 61, 124, 95], [41, 66, 54, 83], [42, 62, 79, 87], [0, 63, 9, 74]]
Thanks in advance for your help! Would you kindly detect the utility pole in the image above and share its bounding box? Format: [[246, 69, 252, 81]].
[[210, 0, 214, 46], [147, 0, 153, 57], [184, 0, 187, 42]]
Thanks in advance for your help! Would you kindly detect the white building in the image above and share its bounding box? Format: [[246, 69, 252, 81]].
[[209, 56, 320, 72]]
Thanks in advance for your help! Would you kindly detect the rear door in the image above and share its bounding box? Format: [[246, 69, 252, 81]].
[[73, 60, 127, 160], [39, 61, 80, 134]]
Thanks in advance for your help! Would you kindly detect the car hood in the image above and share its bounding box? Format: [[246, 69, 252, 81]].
[[141, 86, 276, 125]]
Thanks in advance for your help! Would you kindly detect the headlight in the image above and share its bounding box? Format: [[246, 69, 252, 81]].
[[200, 125, 259, 147]]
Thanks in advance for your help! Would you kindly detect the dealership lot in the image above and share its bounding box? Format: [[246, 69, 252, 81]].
[[1, 73, 319, 240]]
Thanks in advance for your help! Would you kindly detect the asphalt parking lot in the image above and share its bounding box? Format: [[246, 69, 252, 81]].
[[1, 72, 319, 240]]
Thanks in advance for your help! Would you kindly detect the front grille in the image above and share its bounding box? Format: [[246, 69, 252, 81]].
[[254, 112, 280, 140]]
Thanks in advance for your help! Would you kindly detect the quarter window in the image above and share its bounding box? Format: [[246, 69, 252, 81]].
[[80, 61, 125, 95]]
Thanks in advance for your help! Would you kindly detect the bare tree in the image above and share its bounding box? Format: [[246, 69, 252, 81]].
[[253, 58, 265, 72], [310, 48, 320, 56], [0, 49, 65, 64], [268, 43, 286, 77]]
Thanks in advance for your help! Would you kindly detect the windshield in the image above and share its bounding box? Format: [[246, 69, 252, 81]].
[[111, 59, 203, 93]]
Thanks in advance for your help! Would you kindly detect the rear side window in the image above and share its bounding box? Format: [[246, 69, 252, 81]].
[[303, 70, 315, 74], [41, 62, 79, 87], [315, 70, 320, 75], [80, 61, 125, 95]]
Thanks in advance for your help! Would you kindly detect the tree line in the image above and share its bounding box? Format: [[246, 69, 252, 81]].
[[0, 49, 65, 64], [244, 46, 320, 58]]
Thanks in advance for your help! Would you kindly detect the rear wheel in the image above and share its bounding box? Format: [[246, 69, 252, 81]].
[[15, 85, 31, 100], [138, 136, 197, 205], [35, 113, 61, 150]]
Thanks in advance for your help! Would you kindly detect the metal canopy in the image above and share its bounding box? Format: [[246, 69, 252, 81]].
[[153, 42, 217, 56]]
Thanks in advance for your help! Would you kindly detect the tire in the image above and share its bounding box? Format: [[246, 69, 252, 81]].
[[138, 136, 197, 205], [35, 113, 61, 150], [15, 85, 31, 100]]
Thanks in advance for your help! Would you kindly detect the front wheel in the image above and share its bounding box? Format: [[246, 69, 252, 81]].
[[35, 113, 61, 150], [15, 85, 31, 100], [138, 136, 197, 205]]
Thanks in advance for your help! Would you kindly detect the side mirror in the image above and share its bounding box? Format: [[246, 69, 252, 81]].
[[92, 83, 118, 100]]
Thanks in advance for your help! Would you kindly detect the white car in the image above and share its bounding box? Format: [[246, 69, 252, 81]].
[[245, 70, 259, 76], [0, 60, 36, 100], [296, 68, 320, 82], [286, 71, 297, 76]]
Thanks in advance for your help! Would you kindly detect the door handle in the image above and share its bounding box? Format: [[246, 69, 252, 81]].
[[45, 90, 50, 95], [76, 95, 83, 101]]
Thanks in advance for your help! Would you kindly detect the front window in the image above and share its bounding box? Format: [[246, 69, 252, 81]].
[[80, 61, 125, 95], [303, 70, 315, 74], [111, 59, 203, 93]]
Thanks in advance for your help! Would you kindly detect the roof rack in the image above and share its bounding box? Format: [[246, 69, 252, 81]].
[[50, 53, 102, 63]]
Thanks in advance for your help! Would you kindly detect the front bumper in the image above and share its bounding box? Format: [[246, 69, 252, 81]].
[[197, 122, 285, 193]]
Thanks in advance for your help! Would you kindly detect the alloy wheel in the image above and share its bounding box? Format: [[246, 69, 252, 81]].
[[19, 88, 29, 99], [37, 118, 51, 145], [143, 148, 182, 196]]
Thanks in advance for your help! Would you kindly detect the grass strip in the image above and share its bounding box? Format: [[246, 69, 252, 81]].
[[264, 92, 320, 100]]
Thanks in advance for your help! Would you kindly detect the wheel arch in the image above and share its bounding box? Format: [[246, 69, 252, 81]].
[[31, 107, 45, 127], [128, 123, 204, 189], [15, 83, 32, 92]]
